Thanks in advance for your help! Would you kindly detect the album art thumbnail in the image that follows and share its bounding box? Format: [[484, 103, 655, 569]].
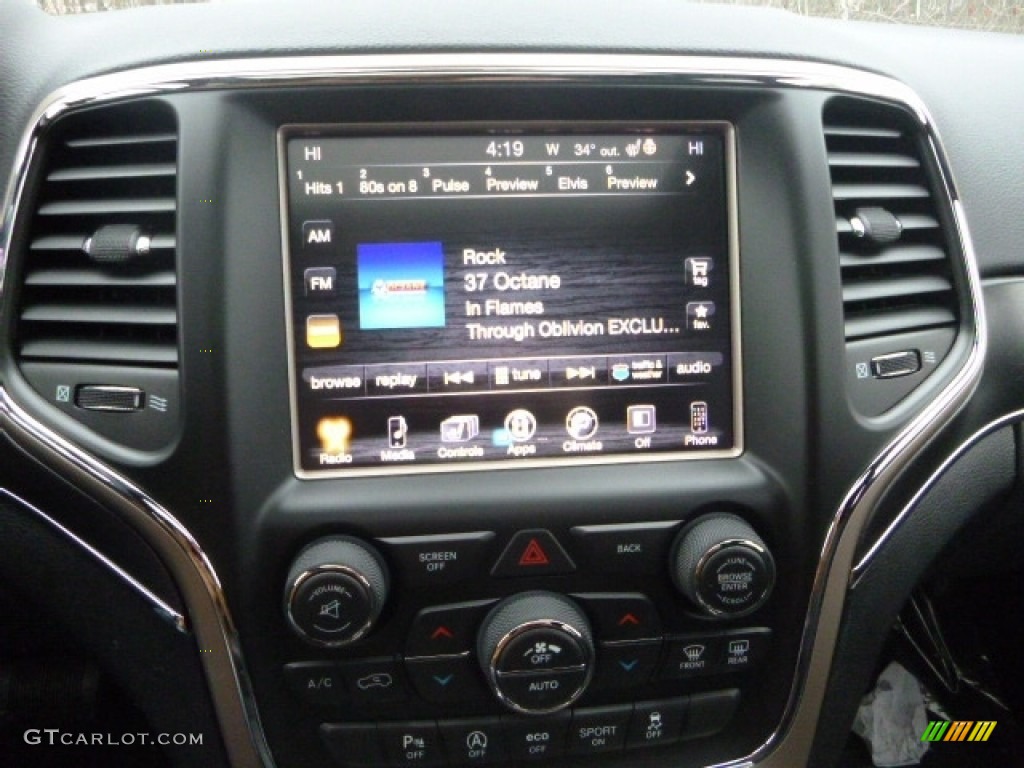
[[357, 241, 447, 330]]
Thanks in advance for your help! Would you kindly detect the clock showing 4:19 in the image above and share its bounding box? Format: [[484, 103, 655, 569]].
[[485, 140, 525, 158]]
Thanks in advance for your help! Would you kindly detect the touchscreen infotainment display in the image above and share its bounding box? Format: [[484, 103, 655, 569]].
[[281, 125, 740, 476]]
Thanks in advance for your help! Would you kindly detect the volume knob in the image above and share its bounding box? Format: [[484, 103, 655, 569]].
[[672, 514, 775, 618], [284, 537, 389, 647]]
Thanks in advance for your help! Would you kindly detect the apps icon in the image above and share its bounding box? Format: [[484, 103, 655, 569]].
[[626, 405, 657, 435], [565, 406, 599, 441], [316, 416, 352, 454], [388, 416, 408, 449], [440, 415, 480, 443], [690, 402, 709, 434], [306, 314, 342, 349], [504, 409, 537, 442]]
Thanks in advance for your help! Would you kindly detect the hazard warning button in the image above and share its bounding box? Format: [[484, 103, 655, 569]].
[[491, 530, 577, 578]]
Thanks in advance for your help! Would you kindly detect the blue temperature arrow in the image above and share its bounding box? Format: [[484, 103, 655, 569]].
[[618, 659, 639, 672], [433, 674, 455, 687]]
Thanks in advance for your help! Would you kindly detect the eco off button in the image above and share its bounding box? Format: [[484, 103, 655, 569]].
[[378, 532, 496, 585]]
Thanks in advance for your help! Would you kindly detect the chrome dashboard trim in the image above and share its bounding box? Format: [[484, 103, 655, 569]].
[[0, 54, 987, 768], [0, 486, 187, 632], [0, 388, 275, 768], [852, 404, 1024, 581]]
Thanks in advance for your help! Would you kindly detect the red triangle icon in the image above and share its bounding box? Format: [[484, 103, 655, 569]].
[[618, 613, 641, 626], [430, 625, 455, 640], [518, 538, 550, 566]]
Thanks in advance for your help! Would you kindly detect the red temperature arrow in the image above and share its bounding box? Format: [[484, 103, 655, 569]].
[[430, 625, 455, 640]]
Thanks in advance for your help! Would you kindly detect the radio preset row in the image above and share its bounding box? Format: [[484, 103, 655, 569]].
[[280, 124, 740, 476]]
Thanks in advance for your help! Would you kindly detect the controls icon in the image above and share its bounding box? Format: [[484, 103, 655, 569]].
[[626, 405, 657, 435], [690, 402, 709, 434], [316, 417, 352, 455], [388, 416, 409, 448], [441, 415, 480, 443], [504, 409, 537, 442], [565, 406, 599, 440]]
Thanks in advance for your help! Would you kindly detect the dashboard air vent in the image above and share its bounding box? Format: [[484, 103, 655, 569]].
[[824, 100, 957, 342], [15, 103, 178, 367]]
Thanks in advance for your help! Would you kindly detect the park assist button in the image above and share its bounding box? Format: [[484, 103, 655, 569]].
[[378, 721, 444, 768], [491, 530, 576, 578], [379, 531, 495, 586]]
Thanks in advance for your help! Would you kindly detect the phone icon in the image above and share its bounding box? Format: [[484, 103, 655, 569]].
[[690, 402, 709, 434], [388, 416, 408, 448]]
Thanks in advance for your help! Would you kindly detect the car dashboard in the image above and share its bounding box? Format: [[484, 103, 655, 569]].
[[0, 4, 1023, 768]]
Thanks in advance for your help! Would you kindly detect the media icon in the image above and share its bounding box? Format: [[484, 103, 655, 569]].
[[690, 402, 709, 434], [388, 416, 408, 449], [504, 409, 537, 442], [565, 406, 599, 441], [316, 416, 352, 454], [440, 414, 480, 443], [627, 405, 657, 435]]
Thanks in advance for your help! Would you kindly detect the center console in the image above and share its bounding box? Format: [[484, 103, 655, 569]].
[[248, 79, 811, 768]]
